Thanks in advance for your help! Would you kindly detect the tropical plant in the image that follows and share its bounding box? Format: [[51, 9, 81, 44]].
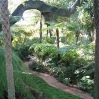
[[66, 21, 81, 44]]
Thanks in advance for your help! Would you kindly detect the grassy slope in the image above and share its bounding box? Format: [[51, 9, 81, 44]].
[[22, 73, 81, 99]]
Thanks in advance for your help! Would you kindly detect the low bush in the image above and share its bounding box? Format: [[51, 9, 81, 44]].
[[30, 43, 58, 63], [29, 61, 46, 72], [13, 43, 32, 61], [77, 76, 94, 96], [43, 37, 54, 44]]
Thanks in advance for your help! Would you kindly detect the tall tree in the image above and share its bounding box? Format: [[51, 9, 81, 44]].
[[94, 0, 99, 99], [0, 0, 16, 99]]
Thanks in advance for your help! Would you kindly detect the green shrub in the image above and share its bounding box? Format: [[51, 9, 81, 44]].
[[30, 43, 58, 63], [63, 78, 71, 85], [31, 37, 40, 44], [43, 37, 54, 44], [29, 61, 46, 72], [13, 44, 32, 60], [58, 46, 79, 64], [29, 61, 39, 70], [43, 36, 56, 44], [77, 76, 94, 96]]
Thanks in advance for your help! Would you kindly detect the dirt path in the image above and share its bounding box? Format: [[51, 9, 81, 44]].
[[24, 61, 93, 99]]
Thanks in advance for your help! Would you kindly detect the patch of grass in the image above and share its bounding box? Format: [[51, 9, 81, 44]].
[[22, 73, 82, 99]]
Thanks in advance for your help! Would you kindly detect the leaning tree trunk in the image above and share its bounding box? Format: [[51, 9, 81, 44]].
[[94, 0, 99, 99], [1, 0, 16, 99]]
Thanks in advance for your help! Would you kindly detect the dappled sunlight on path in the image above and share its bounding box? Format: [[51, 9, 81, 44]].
[[24, 61, 93, 99]]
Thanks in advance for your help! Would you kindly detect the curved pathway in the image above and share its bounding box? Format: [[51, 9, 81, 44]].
[[24, 62, 93, 99]]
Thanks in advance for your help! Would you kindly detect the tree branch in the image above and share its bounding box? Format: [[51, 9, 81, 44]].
[[12, 0, 80, 22]]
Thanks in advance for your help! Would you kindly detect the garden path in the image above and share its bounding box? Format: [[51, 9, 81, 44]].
[[24, 61, 93, 99]]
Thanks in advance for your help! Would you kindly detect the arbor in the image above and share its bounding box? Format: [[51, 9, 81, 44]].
[[94, 0, 99, 99], [0, 0, 16, 99]]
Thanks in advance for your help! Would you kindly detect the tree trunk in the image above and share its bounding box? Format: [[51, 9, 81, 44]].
[[1, 0, 16, 99], [46, 24, 52, 38], [75, 31, 79, 44], [56, 28, 59, 48], [88, 32, 93, 42], [49, 29, 52, 38], [47, 25, 49, 37], [56, 28, 60, 61], [40, 13, 42, 43], [94, 0, 99, 99]]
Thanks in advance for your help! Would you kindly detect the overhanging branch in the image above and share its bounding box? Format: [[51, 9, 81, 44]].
[[12, 0, 80, 22]]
